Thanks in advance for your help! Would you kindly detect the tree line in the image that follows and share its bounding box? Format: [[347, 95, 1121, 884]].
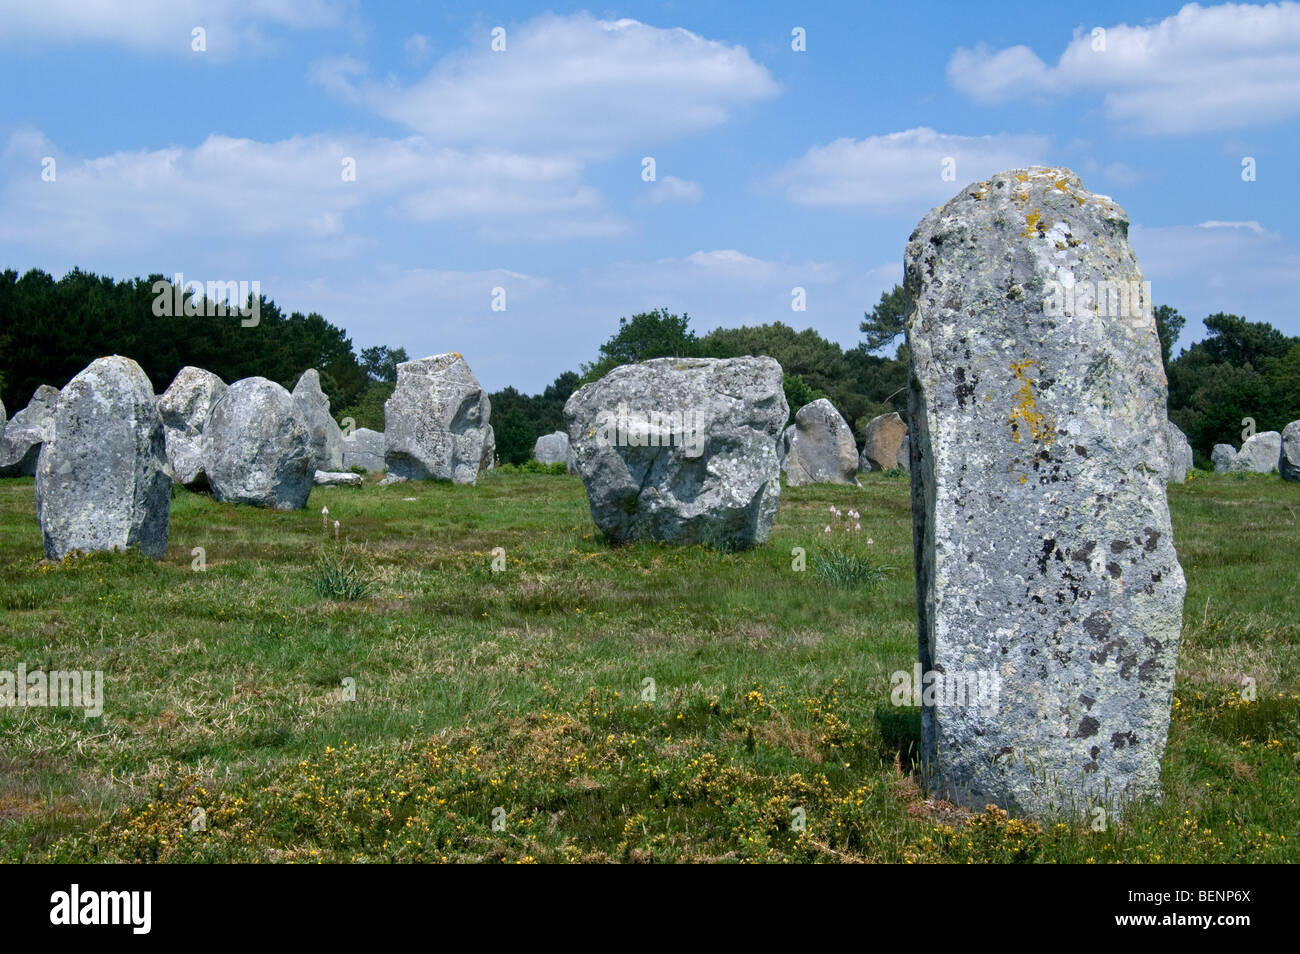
[[1, 267, 1295, 470]]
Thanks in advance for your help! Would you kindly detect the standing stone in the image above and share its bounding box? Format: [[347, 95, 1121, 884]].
[[480, 424, 496, 472], [905, 167, 1185, 820], [533, 431, 570, 466], [342, 427, 386, 472], [1280, 421, 1300, 482], [1228, 431, 1281, 473], [34, 356, 171, 559], [292, 369, 345, 472], [383, 353, 491, 485], [0, 384, 59, 477], [565, 357, 787, 549], [859, 412, 908, 472], [0, 397, 5, 432], [204, 377, 313, 509], [896, 434, 911, 473], [1211, 444, 1236, 473], [780, 398, 858, 486], [157, 366, 227, 486], [1164, 421, 1194, 484]]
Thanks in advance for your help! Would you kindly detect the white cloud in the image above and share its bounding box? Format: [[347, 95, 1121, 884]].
[[640, 175, 704, 205], [948, 2, 1300, 133], [0, 0, 350, 55], [770, 127, 1050, 208], [404, 33, 431, 64], [314, 13, 779, 157], [0, 130, 626, 256]]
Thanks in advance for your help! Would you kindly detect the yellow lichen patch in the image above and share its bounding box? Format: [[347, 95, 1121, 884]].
[[1053, 178, 1070, 194], [1007, 360, 1055, 445], [1021, 211, 1049, 239], [1019, 474, 1028, 484]]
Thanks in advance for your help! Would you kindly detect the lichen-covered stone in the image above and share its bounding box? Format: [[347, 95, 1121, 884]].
[[313, 470, 363, 487], [565, 357, 786, 549], [896, 434, 911, 472], [157, 366, 227, 486], [533, 431, 570, 465], [292, 369, 345, 472], [383, 353, 491, 485], [480, 424, 496, 472], [1165, 421, 1193, 484], [34, 356, 170, 559], [781, 399, 858, 486], [858, 412, 908, 472], [204, 377, 313, 509], [1281, 421, 1300, 482], [1211, 444, 1236, 473], [342, 427, 385, 472], [906, 166, 1185, 820], [1228, 431, 1280, 473], [0, 384, 59, 477]]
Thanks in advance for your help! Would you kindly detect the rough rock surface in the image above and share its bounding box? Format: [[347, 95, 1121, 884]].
[[1211, 444, 1237, 473], [0, 385, 59, 477], [383, 353, 491, 485], [905, 167, 1185, 820], [533, 431, 570, 466], [780, 399, 858, 486], [896, 434, 911, 472], [292, 369, 345, 472], [859, 412, 908, 472], [157, 366, 227, 486], [1228, 431, 1281, 473], [34, 356, 170, 559], [1280, 421, 1300, 482], [1164, 421, 1194, 484], [204, 377, 313, 509], [342, 427, 385, 473], [480, 424, 495, 472], [565, 357, 786, 549], [313, 470, 363, 487]]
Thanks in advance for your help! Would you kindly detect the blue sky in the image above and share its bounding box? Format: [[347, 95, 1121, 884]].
[[1, 1, 1297, 392]]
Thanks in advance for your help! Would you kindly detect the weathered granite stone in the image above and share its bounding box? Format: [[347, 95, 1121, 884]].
[[0, 398, 5, 432], [781, 399, 858, 486], [1280, 421, 1300, 482], [896, 434, 910, 473], [1228, 431, 1281, 473], [480, 424, 495, 472], [157, 366, 227, 486], [1211, 444, 1237, 473], [293, 369, 345, 472], [565, 357, 787, 549], [313, 470, 363, 487], [0, 385, 59, 477], [204, 377, 313, 509], [383, 353, 491, 484], [342, 427, 385, 473], [859, 412, 908, 472], [905, 166, 1185, 820], [34, 356, 170, 559], [1165, 421, 1193, 484], [533, 431, 570, 466]]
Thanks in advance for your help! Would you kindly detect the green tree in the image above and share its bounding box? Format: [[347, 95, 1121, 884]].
[[581, 308, 699, 382], [859, 284, 912, 354], [1154, 304, 1185, 371]]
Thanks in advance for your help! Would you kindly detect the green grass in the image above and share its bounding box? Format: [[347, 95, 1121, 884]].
[[0, 469, 1295, 863]]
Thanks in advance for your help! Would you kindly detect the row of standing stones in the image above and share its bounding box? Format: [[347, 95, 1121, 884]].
[[5, 166, 1298, 821]]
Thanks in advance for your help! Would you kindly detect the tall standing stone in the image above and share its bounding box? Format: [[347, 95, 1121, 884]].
[[1211, 444, 1236, 473], [34, 356, 171, 559], [0, 384, 59, 477], [1228, 431, 1281, 473], [158, 366, 227, 486], [858, 412, 908, 473], [1164, 421, 1193, 484], [342, 427, 386, 473], [906, 167, 1185, 819], [383, 353, 491, 485], [533, 431, 570, 465], [292, 369, 345, 472], [780, 398, 858, 486]]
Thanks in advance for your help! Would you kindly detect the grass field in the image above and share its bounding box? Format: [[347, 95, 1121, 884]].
[[0, 468, 1295, 863]]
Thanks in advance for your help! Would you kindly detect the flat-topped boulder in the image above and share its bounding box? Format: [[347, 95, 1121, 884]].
[[565, 356, 787, 549], [905, 167, 1185, 820], [383, 353, 491, 485], [157, 366, 227, 486], [313, 470, 363, 487], [533, 431, 570, 466], [204, 377, 314, 509], [342, 427, 385, 473], [293, 369, 345, 472], [34, 356, 171, 559], [780, 399, 858, 486]]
